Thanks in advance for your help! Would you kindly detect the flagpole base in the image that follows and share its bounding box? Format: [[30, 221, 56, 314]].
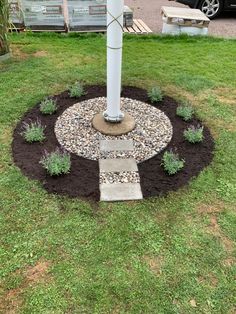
[[103, 111, 124, 123], [92, 112, 135, 136]]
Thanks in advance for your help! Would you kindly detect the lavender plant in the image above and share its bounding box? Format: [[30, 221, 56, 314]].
[[162, 150, 185, 175], [40, 98, 57, 115], [184, 125, 204, 143], [176, 105, 194, 121], [68, 81, 86, 98], [40, 148, 71, 176], [21, 120, 45, 143], [148, 86, 163, 103]]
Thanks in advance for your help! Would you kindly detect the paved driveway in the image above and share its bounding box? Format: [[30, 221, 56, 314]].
[[125, 0, 236, 37]]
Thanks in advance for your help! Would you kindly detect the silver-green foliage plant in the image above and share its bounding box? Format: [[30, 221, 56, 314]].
[[68, 81, 86, 98], [40, 98, 57, 115], [40, 148, 71, 176], [176, 105, 194, 121], [21, 120, 45, 143], [184, 125, 204, 143], [162, 150, 185, 175], [0, 0, 10, 56], [148, 86, 163, 103]]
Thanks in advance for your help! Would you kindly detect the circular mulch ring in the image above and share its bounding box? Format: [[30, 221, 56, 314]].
[[12, 85, 215, 202]]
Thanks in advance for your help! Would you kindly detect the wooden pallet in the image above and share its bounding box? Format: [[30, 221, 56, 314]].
[[13, 19, 152, 34], [23, 28, 67, 33], [66, 19, 152, 34], [123, 19, 152, 34], [9, 28, 24, 32]]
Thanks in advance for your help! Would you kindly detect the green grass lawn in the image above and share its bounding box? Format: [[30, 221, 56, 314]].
[[0, 32, 236, 313]]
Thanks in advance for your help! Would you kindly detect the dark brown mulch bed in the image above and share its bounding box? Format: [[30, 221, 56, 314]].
[[12, 85, 214, 202]]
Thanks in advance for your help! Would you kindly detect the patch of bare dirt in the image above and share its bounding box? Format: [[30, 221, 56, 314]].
[[207, 215, 234, 253], [197, 273, 218, 287], [155, 211, 168, 224], [214, 87, 236, 105], [25, 260, 51, 283], [111, 305, 125, 314], [0, 287, 23, 314], [196, 200, 226, 214], [209, 216, 220, 231], [220, 236, 235, 253], [143, 255, 163, 275], [164, 84, 196, 104], [0, 260, 51, 313], [197, 200, 235, 263], [33, 50, 48, 57], [0, 128, 12, 145], [210, 118, 236, 134], [11, 47, 28, 60], [222, 257, 236, 267]]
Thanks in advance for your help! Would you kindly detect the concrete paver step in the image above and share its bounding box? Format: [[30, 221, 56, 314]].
[[99, 158, 138, 173], [100, 139, 134, 152], [100, 183, 143, 202]]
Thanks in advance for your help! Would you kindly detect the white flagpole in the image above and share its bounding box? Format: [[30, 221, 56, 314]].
[[103, 0, 124, 123]]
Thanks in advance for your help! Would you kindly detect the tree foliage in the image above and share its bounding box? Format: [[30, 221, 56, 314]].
[[0, 0, 10, 56]]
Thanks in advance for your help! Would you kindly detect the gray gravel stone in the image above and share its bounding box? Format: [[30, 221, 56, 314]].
[[55, 97, 173, 163], [100, 171, 140, 184]]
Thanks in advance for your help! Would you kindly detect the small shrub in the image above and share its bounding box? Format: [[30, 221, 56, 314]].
[[40, 98, 57, 115], [148, 86, 163, 103], [176, 105, 194, 121], [161, 150, 185, 175], [21, 120, 45, 143], [184, 125, 204, 143], [40, 148, 71, 176], [68, 82, 85, 98]]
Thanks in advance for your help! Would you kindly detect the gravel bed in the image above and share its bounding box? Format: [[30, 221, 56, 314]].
[[100, 151, 136, 160], [100, 171, 140, 184], [55, 97, 173, 163]]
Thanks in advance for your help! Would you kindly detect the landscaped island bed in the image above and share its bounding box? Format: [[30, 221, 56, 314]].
[[0, 33, 235, 313], [12, 85, 214, 201]]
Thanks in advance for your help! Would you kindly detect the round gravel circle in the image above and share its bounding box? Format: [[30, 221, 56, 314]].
[[55, 97, 173, 163]]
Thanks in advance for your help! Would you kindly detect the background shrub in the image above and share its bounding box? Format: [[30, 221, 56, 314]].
[[21, 120, 45, 143], [184, 125, 204, 143], [161, 150, 185, 175], [148, 86, 163, 103], [40, 148, 71, 176], [40, 98, 57, 115]]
